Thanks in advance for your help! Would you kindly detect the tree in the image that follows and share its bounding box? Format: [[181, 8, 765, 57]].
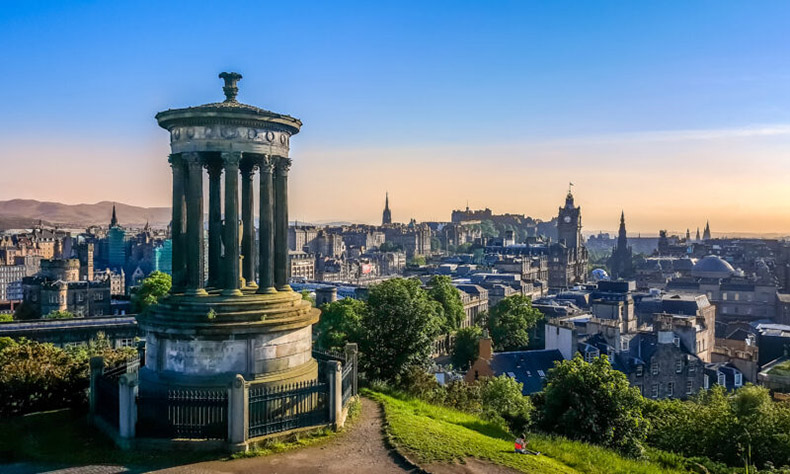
[[13, 301, 38, 321], [487, 294, 543, 351], [0, 313, 13, 322], [535, 354, 647, 457], [301, 289, 315, 306], [379, 241, 402, 252], [408, 255, 427, 266], [479, 220, 498, 239], [361, 278, 442, 383], [426, 275, 465, 332], [314, 298, 366, 352], [430, 237, 442, 251], [131, 271, 171, 313], [45, 310, 77, 319], [451, 326, 482, 369], [481, 375, 534, 434]]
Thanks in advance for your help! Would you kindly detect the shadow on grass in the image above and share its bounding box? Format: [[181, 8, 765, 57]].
[[0, 409, 224, 472]]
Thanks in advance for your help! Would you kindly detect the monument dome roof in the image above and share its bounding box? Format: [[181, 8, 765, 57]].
[[691, 255, 736, 278]]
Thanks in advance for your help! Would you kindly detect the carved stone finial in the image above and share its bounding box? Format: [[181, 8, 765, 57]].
[[219, 72, 243, 102]]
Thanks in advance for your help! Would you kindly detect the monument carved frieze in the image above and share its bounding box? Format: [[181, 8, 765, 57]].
[[169, 125, 291, 155]]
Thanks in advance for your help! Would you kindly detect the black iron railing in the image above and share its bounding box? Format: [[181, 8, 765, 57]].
[[248, 380, 329, 438], [137, 388, 228, 440], [341, 361, 355, 407]]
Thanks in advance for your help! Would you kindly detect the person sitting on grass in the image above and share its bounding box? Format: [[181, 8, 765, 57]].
[[514, 434, 540, 455]]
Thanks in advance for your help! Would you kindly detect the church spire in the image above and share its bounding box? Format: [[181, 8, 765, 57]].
[[110, 204, 118, 228], [382, 192, 392, 225], [703, 220, 711, 240]]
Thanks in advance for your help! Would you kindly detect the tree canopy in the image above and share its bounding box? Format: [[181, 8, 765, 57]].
[[45, 310, 77, 319], [451, 326, 482, 370], [131, 271, 171, 313], [534, 354, 647, 457], [314, 298, 367, 352], [426, 275, 465, 332], [360, 278, 442, 383], [486, 294, 543, 351]]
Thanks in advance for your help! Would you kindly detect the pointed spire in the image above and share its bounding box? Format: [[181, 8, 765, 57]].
[[620, 210, 625, 224], [110, 204, 118, 228]]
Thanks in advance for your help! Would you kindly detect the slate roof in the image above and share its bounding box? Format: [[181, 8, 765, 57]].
[[488, 349, 564, 395]]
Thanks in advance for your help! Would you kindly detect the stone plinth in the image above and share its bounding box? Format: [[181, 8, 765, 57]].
[[138, 288, 319, 390]]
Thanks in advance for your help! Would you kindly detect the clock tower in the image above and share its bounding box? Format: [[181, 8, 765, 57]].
[[557, 188, 582, 250]]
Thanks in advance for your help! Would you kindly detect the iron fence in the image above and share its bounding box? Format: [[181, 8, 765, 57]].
[[137, 388, 228, 440], [341, 361, 355, 406], [248, 380, 329, 438]]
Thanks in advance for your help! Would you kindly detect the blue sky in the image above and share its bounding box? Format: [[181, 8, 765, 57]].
[[1, 1, 789, 233]]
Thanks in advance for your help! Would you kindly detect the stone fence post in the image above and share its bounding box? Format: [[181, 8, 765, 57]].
[[327, 360, 342, 428], [89, 356, 104, 420], [228, 374, 249, 452], [118, 371, 138, 442]]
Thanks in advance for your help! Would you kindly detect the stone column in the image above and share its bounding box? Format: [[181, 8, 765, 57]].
[[183, 152, 207, 296], [240, 160, 257, 289], [274, 156, 292, 291], [118, 372, 139, 441], [257, 156, 276, 294], [327, 360, 342, 428], [207, 162, 223, 288], [168, 154, 186, 292], [227, 374, 249, 451], [222, 152, 243, 296]]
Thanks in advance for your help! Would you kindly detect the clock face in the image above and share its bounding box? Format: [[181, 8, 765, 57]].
[[563, 216, 571, 223]]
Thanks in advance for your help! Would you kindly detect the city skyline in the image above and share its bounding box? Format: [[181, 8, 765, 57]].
[[1, 1, 789, 234]]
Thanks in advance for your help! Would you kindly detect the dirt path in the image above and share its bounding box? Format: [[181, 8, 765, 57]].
[[151, 397, 416, 474]]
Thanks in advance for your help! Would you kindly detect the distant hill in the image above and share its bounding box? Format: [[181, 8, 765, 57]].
[[0, 199, 170, 229]]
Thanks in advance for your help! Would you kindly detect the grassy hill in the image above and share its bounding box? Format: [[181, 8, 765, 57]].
[[364, 389, 687, 474], [0, 199, 170, 228]]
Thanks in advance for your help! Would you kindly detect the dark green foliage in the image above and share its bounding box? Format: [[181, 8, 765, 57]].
[[487, 294, 543, 351], [408, 255, 427, 266], [426, 275, 465, 332], [479, 220, 498, 238], [645, 384, 790, 469], [481, 375, 534, 435], [362, 278, 442, 383], [0, 335, 134, 418], [379, 241, 402, 252], [314, 298, 366, 352], [13, 301, 38, 320], [0, 313, 12, 322], [131, 271, 171, 313], [451, 326, 482, 370], [535, 354, 648, 457], [45, 310, 76, 319], [300, 289, 315, 306]]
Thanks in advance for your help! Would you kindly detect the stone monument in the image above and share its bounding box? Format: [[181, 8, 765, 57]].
[[137, 72, 319, 391]]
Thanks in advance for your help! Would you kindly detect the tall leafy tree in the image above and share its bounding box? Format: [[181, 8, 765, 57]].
[[314, 298, 366, 352], [535, 354, 647, 457], [427, 275, 465, 332], [487, 294, 543, 351], [451, 326, 482, 369], [361, 278, 442, 383], [131, 271, 171, 313]]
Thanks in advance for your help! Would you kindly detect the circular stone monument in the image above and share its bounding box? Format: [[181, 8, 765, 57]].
[[137, 73, 319, 391]]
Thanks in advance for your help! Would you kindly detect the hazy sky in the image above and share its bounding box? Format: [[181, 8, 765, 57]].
[[1, 1, 789, 234]]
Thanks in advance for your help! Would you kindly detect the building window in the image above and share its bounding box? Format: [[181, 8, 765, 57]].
[[704, 374, 710, 389], [635, 365, 643, 377], [686, 380, 693, 395], [675, 359, 683, 373], [474, 370, 479, 381], [688, 364, 696, 375], [722, 292, 728, 301], [667, 382, 674, 397], [651, 361, 659, 376], [734, 372, 743, 387], [718, 373, 726, 386], [118, 338, 135, 348], [94, 292, 104, 301], [651, 384, 659, 399], [622, 339, 629, 351], [537, 370, 545, 378]]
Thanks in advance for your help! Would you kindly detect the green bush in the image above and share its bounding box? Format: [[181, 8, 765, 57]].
[[0, 336, 135, 418]]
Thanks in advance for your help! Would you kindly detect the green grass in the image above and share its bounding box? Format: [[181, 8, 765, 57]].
[[0, 409, 221, 471], [363, 389, 686, 474]]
